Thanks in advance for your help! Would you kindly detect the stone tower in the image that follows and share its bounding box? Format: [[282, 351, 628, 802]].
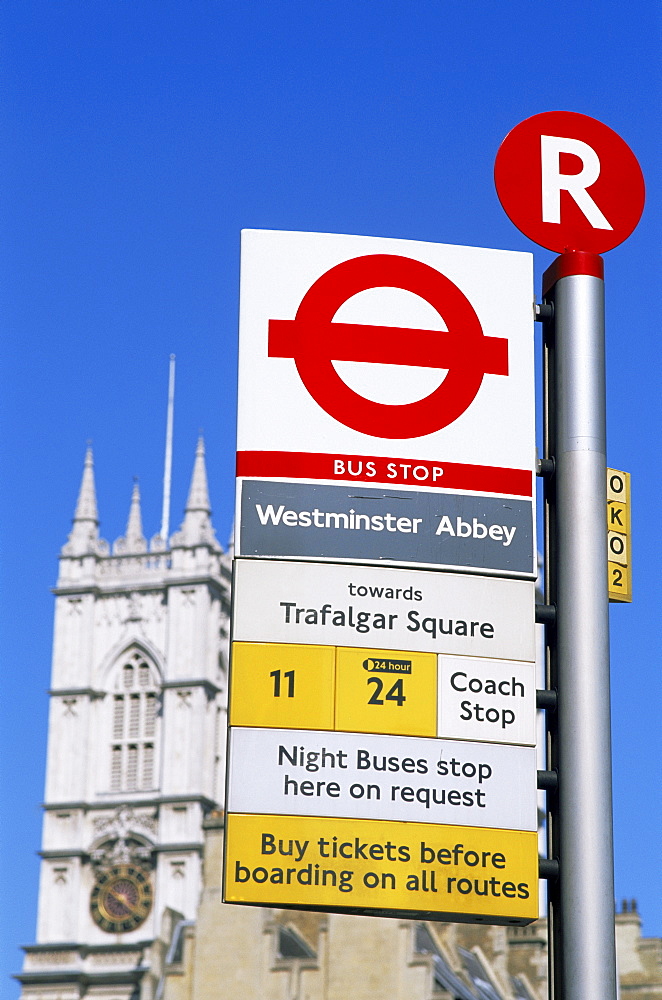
[[17, 439, 231, 999]]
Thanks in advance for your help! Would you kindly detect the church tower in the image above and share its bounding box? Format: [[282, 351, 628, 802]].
[[17, 439, 231, 999]]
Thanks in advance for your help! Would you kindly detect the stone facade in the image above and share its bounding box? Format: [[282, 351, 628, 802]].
[[17, 441, 232, 1000], [616, 902, 662, 1000]]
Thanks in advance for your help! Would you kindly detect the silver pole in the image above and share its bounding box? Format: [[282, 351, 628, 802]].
[[550, 262, 617, 1000]]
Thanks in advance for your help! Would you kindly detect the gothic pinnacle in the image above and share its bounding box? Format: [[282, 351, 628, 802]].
[[185, 436, 212, 514], [172, 436, 220, 550], [74, 445, 99, 525], [113, 478, 147, 554], [61, 445, 101, 555], [125, 479, 147, 551]]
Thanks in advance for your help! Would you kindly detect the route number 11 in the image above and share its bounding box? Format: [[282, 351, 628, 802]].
[[271, 669, 295, 698]]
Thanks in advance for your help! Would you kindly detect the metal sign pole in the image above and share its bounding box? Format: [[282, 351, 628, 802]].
[[544, 252, 617, 1000], [496, 108, 644, 1000]]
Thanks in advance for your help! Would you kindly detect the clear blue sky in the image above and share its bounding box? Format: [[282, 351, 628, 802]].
[[1, 1, 660, 992]]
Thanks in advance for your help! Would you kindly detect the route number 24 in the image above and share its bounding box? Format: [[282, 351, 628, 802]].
[[367, 677, 406, 707]]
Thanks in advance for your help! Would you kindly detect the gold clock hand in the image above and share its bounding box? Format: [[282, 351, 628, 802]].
[[106, 886, 141, 915]]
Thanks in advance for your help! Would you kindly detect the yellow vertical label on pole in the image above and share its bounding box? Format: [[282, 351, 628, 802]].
[[230, 642, 335, 730], [224, 812, 539, 924], [335, 647, 437, 737], [607, 469, 632, 603]]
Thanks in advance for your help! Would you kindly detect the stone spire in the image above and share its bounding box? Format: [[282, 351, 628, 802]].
[[186, 436, 212, 514], [171, 437, 221, 550], [75, 445, 99, 523], [61, 446, 103, 556], [114, 479, 147, 554]]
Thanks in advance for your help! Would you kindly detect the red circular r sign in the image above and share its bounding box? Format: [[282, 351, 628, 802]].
[[494, 111, 645, 253], [268, 254, 508, 439]]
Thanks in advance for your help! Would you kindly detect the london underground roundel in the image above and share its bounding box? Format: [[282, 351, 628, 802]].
[[236, 230, 534, 479], [494, 111, 645, 253], [268, 254, 508, 439]]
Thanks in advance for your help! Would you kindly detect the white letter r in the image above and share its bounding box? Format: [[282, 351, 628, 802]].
[[541, 134, 613, 230]]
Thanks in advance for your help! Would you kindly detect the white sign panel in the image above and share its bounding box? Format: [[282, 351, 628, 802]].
[[227, 727, 537, 831], [232, 558, 536, 662], [438, 656, 536, 746], [237, 230, 535, 499]]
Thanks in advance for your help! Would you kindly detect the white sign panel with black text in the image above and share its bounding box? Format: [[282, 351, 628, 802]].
[[232, 558, 536, 662], [228, 727, 538, 831]]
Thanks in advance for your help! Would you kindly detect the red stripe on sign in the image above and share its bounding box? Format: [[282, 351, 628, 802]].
[[236, 451, 533, 497], [268, 319, 508, 374]]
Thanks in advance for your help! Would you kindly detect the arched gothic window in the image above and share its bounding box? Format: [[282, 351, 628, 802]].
[[109, 650, 160, 792]]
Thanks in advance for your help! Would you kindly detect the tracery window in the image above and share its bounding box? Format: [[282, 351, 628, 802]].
[[109, 650, 159, 792]]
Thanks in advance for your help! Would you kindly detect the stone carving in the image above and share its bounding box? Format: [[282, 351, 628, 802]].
[[170, 861, 186, 879], [90, 951, 143, 967], [29, 951, 78, 965], [125, 593, 143, 623], [90, 806, 157, 869], [96, 595, 123, 628]]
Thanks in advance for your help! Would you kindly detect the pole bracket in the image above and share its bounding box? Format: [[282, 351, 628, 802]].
[[537, 769, 558, 791], [536, 689, 558, 711], [539, 858, 560, 880], [536, 457, 555, 478], [535, 301, 554, 322], [535, 603, 557, 627]]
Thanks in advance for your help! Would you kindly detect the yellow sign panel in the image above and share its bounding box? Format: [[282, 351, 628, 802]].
[[224, 812, 539, 924], [230, 643, 335, 730], [607, 469, 632, 603], [230, 642, 437, 736], [335, 647, 437, 737]]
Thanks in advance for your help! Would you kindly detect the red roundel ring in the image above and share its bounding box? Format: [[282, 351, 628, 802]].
[[268, 254, 506, 439]]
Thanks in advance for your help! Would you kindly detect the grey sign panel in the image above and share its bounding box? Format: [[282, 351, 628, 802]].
[[238, 480, 534, 576]]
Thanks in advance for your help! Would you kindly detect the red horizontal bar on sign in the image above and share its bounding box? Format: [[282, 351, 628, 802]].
[[236, 450, 533, 497], [268, 319, 508, 374]]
